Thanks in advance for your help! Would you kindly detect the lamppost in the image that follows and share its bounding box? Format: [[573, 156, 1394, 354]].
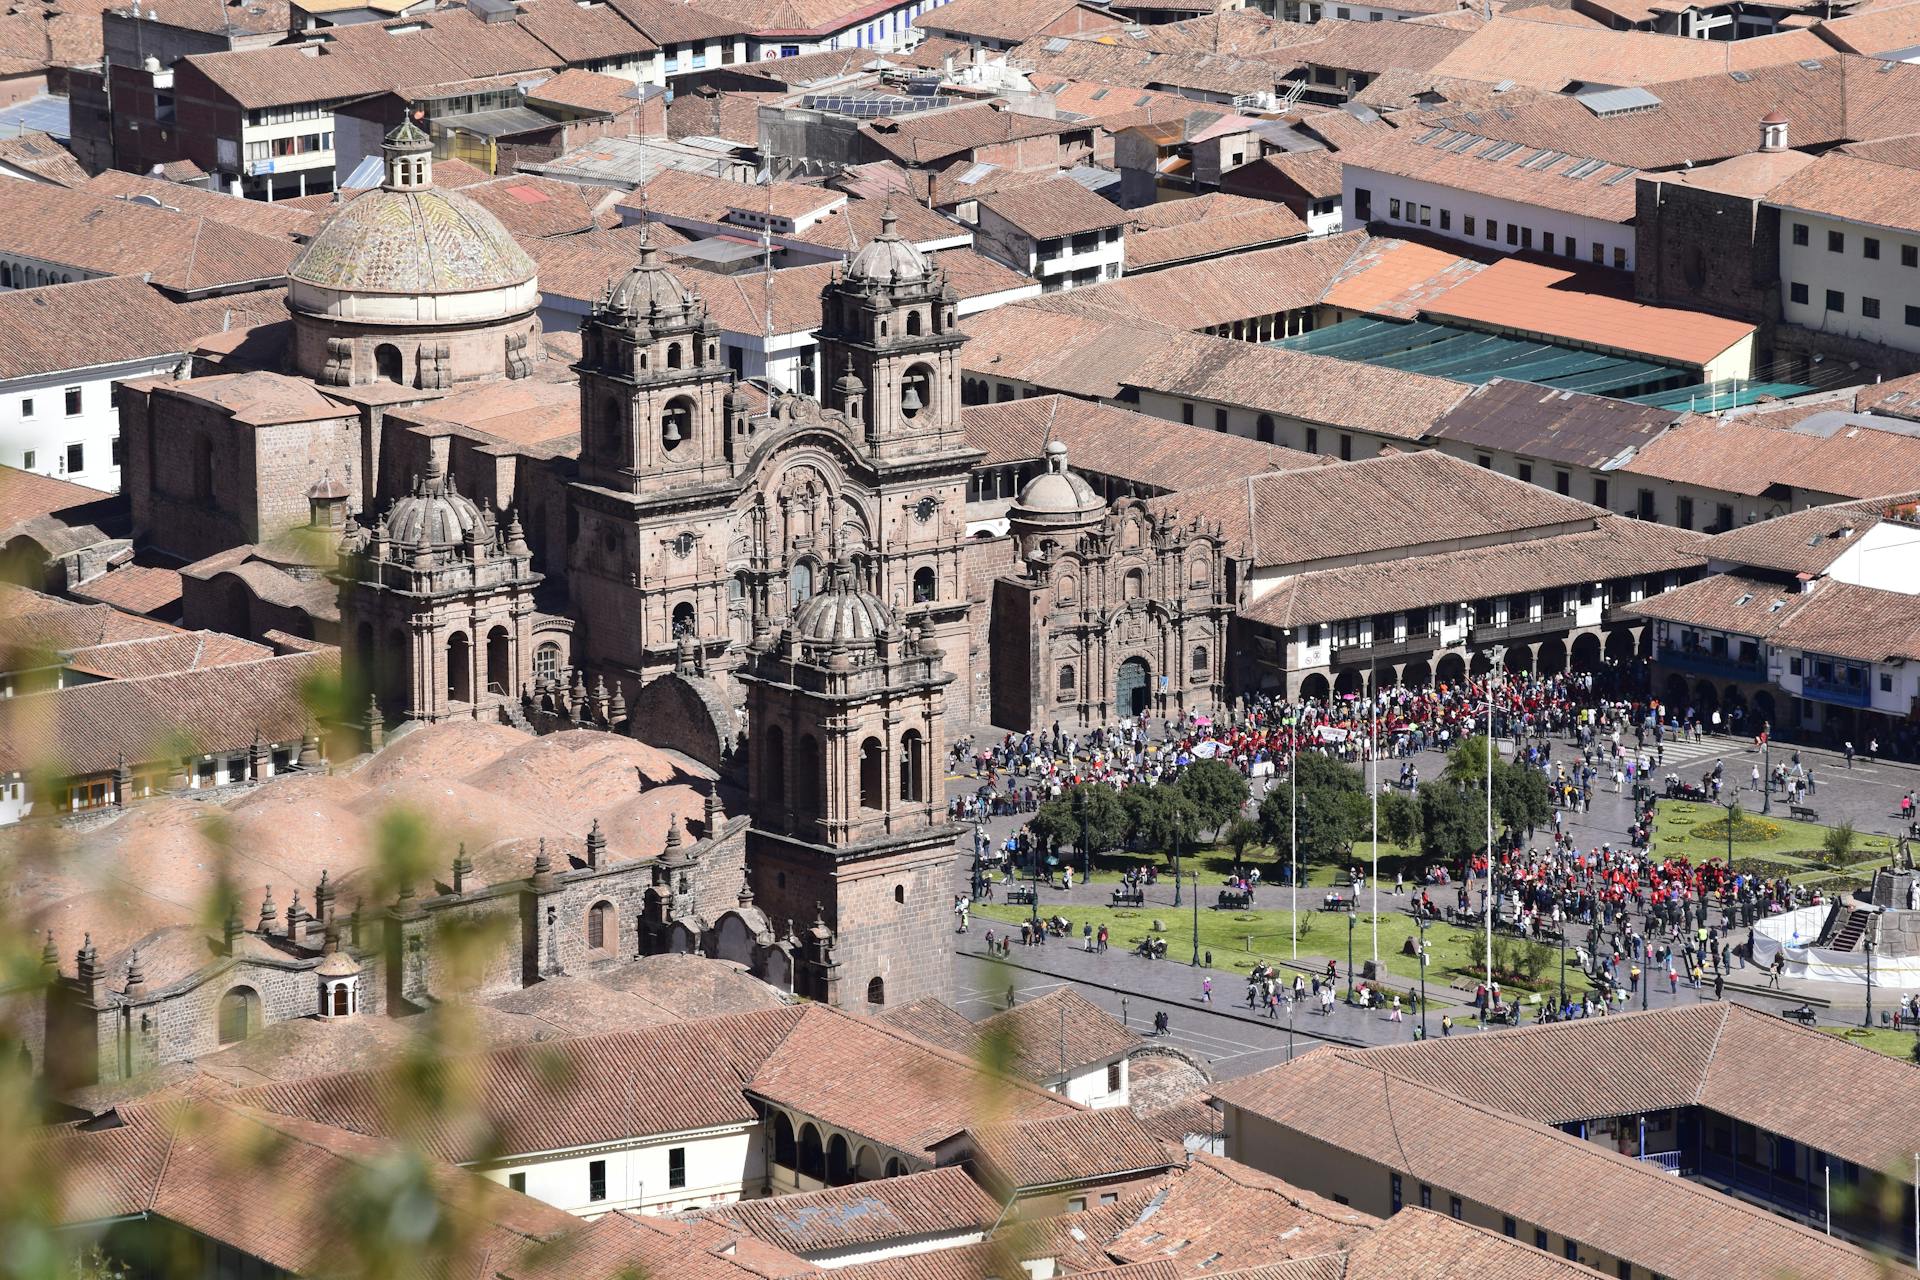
[[1290, 740, 1299, 959], [1865, 907, 1882, 1029], [1346, 912, 1356, 1000], [1286, 991, 1295, 1062], [1368, 666, 1379, 970], [1075, 787, 1092, 882], [1417, 912, 1431, 1040], [1190, 870, 1201, 966], [1030, 842, 1042, 930], [1558, 920, 1569, 1010], [1761, 735, 1771, 815], [1172, 823, 1183, 908], [1485, 644, 1505, 999]]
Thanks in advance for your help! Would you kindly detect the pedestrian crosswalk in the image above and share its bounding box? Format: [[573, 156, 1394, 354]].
[[1651, 735, 1745, 775]]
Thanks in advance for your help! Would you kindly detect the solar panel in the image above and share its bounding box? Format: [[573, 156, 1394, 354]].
[[1446, 132, 1480, 153], [1416, 125, 1447, 143], [1601, 166, 1640, 186], [1728, 69, 1752, 82], [1480, 140, 1522, 161], [1564, 158, 1606, 180]]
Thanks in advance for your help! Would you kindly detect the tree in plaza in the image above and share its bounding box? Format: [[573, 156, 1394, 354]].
[[1416, 778, 1480, 862], [1223, 816, 1261, 872], [1177, 757, 1251, 838], [1123, 780, 1203, 865], [1377, 788, 1421, 851], [1441, 735, 1550, 835], [1031, 781, 1128, 858], [1256, 751, 1363, 866]]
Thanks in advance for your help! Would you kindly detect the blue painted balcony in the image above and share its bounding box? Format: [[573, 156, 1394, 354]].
[[1655, 643, 1765, 682]]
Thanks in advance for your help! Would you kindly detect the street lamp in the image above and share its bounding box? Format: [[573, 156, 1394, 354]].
[[1346, 912, 1356, 1000], [1030, 842, 1042, 930], [1417, 912, 1431, 1039], [1866, 907, 1882, 1029], [1484, 644, 1505, 999], [1286, 992, 1295, 1062], [1761, 735, 1771, 816], [1290, 740, 1299, 959], [1075, 787, 1092, 882], [1558, 921, 1569, 1010], [1172, 823, 1183, 909], [1190, 870, 1201, 966]]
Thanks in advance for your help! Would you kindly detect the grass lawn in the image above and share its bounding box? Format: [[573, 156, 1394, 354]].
[[1047, 843, 1421, 891], [975, 896, 1570, 1001], [1818, 1025, 1920, 1063], [1653, 801, 1895, 870]]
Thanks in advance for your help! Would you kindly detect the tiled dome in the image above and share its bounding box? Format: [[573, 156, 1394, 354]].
[[791, 559, 893, 645], [604, 234, 700, 324], [290, 186, 536, 297], [845, 211, 930, 285], [382, 459, 483, 547], [1011, 441, 1103, 527]]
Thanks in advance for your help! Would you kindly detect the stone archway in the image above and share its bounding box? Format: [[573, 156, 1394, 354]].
[[1333, 669, 1362, 697], [1663, 673, 1688, 710], [1692, 680, 1718, 714], [1604, 628, 1636, 665], [798, 1123, 825, 1181], [1298, 672, 1330, 702], [1504, 647, 1532, 675], [1403, 659, 1431, 688], [826, 1133, 854, 1185], [1116, 656, 1151, 718], [1435, 653, 1465, 688], [1571, 632, 1602, 673], [1537, 637, 1567, 675]]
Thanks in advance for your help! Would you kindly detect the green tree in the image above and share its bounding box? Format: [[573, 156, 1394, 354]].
[[1031, 782, 1127, 856], [1417, 778, 1481, 861], [1379, 789, 1420, 850], [1223, 816, 1261, 871], [1258, 752, 1362, 866], [1442, 735, 1549, 835], [1177, 758, 1250, 837], [1123, 782, 1202, 862], [1822, 819, 1856, 864]]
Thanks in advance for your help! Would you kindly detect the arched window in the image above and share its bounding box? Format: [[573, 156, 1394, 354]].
[[900, 364, 932, 420], [374, 343, 403, 384], [894, 884, 905, 904], [330, 984, 350, 1016], [1256, 413, 1275, 443], [1057, 574, 1075, 602], [1192, 645, 1209, 672], [534, 641, 561, 683], [601, 396, 625, 456], [866, 976, 885, 1006], [666, 341, 683, 369], [899, 728, 924, 801], [486, 626, 510, 696], [905, 310, 923, 336], [764, 723, 786, 804], [1124, 569, 1144, 600], [587, 901, 614, 951], [1060, 664, 1076, 692], [217, 987, 259, 1045], [772, 1112, 798, 1168], [447, 632, 472, 703], [796, 734, 822, 818], [672, 601, 696, 639], [661, 397, 693, 453], [1191, 558, 1210, 587], [912, 566, 934, 603], [791, 560, 814, 604], [859, 736, 883, 810]]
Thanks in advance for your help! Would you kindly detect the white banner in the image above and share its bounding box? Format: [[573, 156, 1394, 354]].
[[1752, 905, 1920, 987]]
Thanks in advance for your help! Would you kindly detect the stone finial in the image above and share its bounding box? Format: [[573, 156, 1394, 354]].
[[315, 868, 334, 922], [530, 838, 555, 891], [664, 820, 683, 853], [41, 931, 57, 973], [258, 885, 277, 934], [298, 723, 322, 770], [366, 695, 386, 752], [452, 843, 472, 895], [287, 889, 306, 942], [738, 870, 754, 907], [249, 731, 268, 780], [77, 933, 97, 973], [608, 681, 627, 726], [585, 820, 605, 870], [123, 949, 146, 999], [505, 510, 530, 557], [113, 753, 132, 807], [704, 780, 721, 832]]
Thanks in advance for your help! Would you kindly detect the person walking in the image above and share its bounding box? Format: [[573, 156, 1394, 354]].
[[1201, 975, 1212, 1004], [1712, 969, 1724, 1000], [1389, 994, 1403, 1024], [1441, 1014, 1454, 1036], [1767, 954, 1784, 988]]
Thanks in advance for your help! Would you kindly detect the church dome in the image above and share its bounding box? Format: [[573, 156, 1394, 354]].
[[381, 458, 484, 547], [603, 233, 700, 325], [845, 211, 930, 285], [288, 122, 537, 326], [1010, 441, 1103, 527], [791, 558, 893, 645]]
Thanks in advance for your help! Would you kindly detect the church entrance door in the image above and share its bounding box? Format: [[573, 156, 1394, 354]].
[[1116, 657, 1151, 718]]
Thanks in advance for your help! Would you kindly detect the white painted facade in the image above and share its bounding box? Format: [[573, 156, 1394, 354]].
[[0, 739, 296, 826], [613, 201, 973, 267], [479, 1121, 761, 1218], [1126, 388, 1401, 474], [1774, 206, 1920, 355], [1343, 165, 1637, 272], [748, 0, 951, 58], [663, 37, 751, 79], [1047, 1054, 1128, 1109], [1304, 197, 1343, 237], [0, 356, 175, 492]]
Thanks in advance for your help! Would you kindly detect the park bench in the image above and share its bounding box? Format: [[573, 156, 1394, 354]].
[[1320, 895, 1355, 913], [1111, 888, 1145, 908], [1007, 885, 1036, 906], [1790, 804, 1819, 822], [1666, 782, 1711, 802], [1217, 889, 1251, 910]]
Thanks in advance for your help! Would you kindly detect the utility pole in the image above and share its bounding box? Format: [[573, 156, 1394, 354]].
[[1290, 739, 1298, 958], [1370, 667, 1379, 966], [1485, 645, 1504, 997], [1191, 871, 1200, 966]]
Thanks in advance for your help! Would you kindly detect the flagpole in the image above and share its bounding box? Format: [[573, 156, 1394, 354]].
[[1370, 669, 1379, 966]]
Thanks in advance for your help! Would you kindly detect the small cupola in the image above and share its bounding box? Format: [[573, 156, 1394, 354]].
[[1760, 112, 1788, 154], [382, 116, 434, 192]]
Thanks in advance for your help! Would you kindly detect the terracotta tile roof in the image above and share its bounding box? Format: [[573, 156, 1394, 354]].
[[59, 630, 272, 681], [1854, 369, 1920, 420], [1816, 0, 1920, 54], [0, 649, 335, 776], [456, 172, 623, 239], [525, 67, 652, 116], [1423, 257, 1756, 369], [830, 1238, 1029, 1280], [696, 1166, 1000, 1254], [1621, 412, 1920, 499], [1756, 577, 1920, 661], [1839, 130, 1920, 169], [515, 0, 659, 62], [668, 87, 786, 145], [1214, 1048, 1909, 1280], [978, 178, 1128, 238], [959, 304, 1193, 400], [0, 589, 183, 656], [1244, 515, 1708, 628], [910, 0, 1093, 41], [0, 184, 295, 296], [927, 247, 1036, 301], [0, 129, 89, 186], [1423, 15, 1834, 88], [1767, 150, 1920, 235], [1013, 35, 1296, 100], [1698, 495, 1920, 574], [979, 987, 1142, 1080], [237, 1005, 810, 1163], [876, 996, 984, 1056], [80, 171, 317, 242], [1123, 334, 1470, 443], [1125, 207, 1307, 271], [1266, 15, 1473, 75], [963, 395, 1323, 493], [1321, 235, 1488, 319], [1028, 231, 1370, 333], [1428, 379, 1677, 469], [748, 1004, 1080, 1156], [786, 193, 965, 253], [1341, 128, 1640, 222], [971, 1109, 1178, 1192], [152, 370, 349, 427], [625, 168, 846, 225], [1106, 1153, 1376, 1273], [1316, 1207, 1616, 1280], [1154, 449, 1598, 569], [860, 103, 1084, 167], [0, 465, 101, 530], [609, 0, 755, 43], [0, 276, 267, 382]]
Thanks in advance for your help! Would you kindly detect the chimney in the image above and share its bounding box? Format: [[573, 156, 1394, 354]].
[[1760, 112, 1788, 153]]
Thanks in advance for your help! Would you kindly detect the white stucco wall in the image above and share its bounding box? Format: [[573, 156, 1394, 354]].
[[1776, 207, 1920, 355], [1342, 165, 1636, 271], [480, 1123, 761, 1217]]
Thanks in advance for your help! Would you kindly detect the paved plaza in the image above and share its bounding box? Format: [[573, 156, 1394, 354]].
[[941, 720, 1920, 1077]]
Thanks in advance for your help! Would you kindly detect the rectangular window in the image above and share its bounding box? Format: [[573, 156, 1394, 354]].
[[1419, 1184, 1432, 1209], [1463, 214, 1475, 236], [1678, 496, 1693, 529], [589, 1160, 607, 1203], [1592, 241, 1603, 264], [1305, 427, 1318, 453], [1882, 672, 1894, 692], [1476, 454, 1491, 468], [1828, 229, 1844, 253], [1107, 1060, 1122, 1092], [1866, 236, 1881, 260], [1637, 488, 1654, 519], [1593, 478, 1608, 508], [20, 398, 32, 419], [1517, 462, 1532, 483], [64, 443, 82, 475], [1555, 470, 1569, 495], [1908, 305, 1920, 327], [1613, 247, 1627, 269], [1505, 223, 1518, 247], [1565, 1241, 1580, 1261], [1905, 244, 1918, 268], [1503, 1217, 1517, 1238], [1716, 503, 1732, 528], [668, 1147, 687, 1189], [1617, 1264, 1630, 1279], [1339, 434, 1353, 460], [21, 450, 33, 470], [1214, 407, 1229, 432], [1542, 231, 1555, 254], [1790, 282, 1809, 305], [1865, 297, 1882, 319], [1389, 197, 1401, 220], [1449, 1195, 1463, 1219], [1826, 289, 1844, 312], [509, 1172, 526, 1193], [1390, 1174, 1403, 1212], [64, 386, 81, 415], [1181, 402, 1194, 425], [1486, 219, 1498, 242], [1791, 223, 1808, 246], [1520, 226, 1532, 250], [1536, 1229, 1550, 1250], [1418, 205, 1431, 227], [1438, 209, 1450, 231]]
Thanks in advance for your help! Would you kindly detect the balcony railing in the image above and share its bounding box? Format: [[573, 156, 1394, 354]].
[[1636, 1150, 1686, 1175], [1802, 671, 1872, 707], [1467, 613, 1575, 645], [1655, 644, 1766, 681], [1328, 633, 1440, 664]]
